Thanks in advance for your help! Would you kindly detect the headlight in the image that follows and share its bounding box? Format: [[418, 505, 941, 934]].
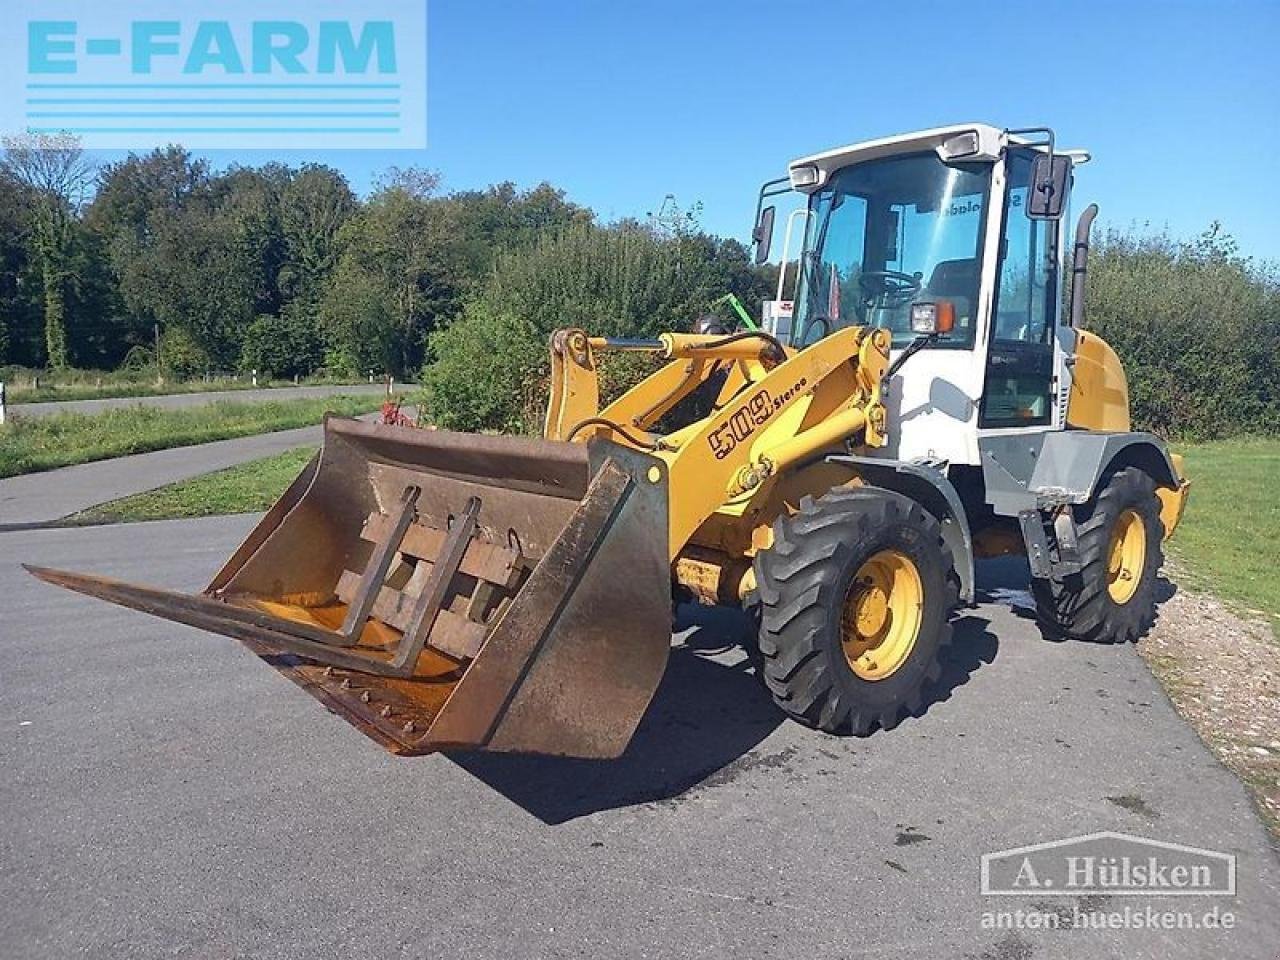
[[939, 131, 980, 160], [789, 165, 820, 189], [910, 301, 956, 335]]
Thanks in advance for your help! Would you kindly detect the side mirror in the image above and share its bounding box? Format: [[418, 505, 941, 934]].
[[753, 205, 776, 264], [1027, 154, 1072, 220]]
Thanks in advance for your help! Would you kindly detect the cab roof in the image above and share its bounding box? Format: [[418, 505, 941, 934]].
[[786, 124, 1089, 193]]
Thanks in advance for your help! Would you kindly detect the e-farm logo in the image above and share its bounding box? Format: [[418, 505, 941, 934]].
[[2, 1, 427, 149]]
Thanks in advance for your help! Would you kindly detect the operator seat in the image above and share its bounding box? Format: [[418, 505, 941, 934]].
[[925, 259, 979, 336]]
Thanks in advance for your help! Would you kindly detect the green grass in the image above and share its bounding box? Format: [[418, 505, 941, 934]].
[[1169, 438, 1280, 635], [0, 396, 379, 479], [2, 366, 366, 404], [71, 447, 318, 525]]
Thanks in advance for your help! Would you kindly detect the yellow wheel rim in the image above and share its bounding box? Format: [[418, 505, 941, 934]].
[[841, 549, 923, 681], [1106, 508, 1146, 604]]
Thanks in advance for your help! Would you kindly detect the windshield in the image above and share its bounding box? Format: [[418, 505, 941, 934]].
[[792, 152, 990, 349]]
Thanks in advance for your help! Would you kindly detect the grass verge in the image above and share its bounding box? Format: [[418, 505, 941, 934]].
[[70, 447, 317, 525], [0, 396, 379, 479], [1141, 437, 1280, 836], [2, 366, 368, 404], [1168, 438, 1279, 636]]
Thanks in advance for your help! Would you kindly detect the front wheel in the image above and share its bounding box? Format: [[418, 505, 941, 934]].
[[1031, 466, 1164, 644], [753, 488, 957, 735]]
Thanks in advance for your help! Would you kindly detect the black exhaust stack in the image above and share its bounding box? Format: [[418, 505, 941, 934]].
[[1070, 203, 1099, 329]]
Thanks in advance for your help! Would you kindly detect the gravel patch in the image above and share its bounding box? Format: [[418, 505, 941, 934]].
[[1138, 581, 1280, 836]]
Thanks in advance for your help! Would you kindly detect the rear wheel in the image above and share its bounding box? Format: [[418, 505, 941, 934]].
[[753, 488, 957, 735], [1031, 467, 1163, 644]]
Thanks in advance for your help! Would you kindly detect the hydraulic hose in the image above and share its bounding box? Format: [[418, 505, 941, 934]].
[[687, 330, 789, 366], [565, 417, 663, 450]]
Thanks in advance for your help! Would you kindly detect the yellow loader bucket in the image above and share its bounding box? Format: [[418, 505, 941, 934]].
[[27, 416, 672, 759]]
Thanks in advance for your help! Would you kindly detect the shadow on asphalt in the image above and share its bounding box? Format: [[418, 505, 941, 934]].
[[451, 603, 999, 825], [449, 605, 782, 824], [939, 613, 999, 700], [973, 555, 1179, 642]]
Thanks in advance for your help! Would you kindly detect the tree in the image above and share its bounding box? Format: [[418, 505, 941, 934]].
[[372, 166, 440, 200], [317, 179, 592, 378], [85, 147, 211, 364], [319, 178, 471, 377], [444, 181, 593, 276], [2, 134, 94, 368], [87, 146, 209, 248], [278, 165, 357, 308], [107, 171, 255, 372], [0, 170, 38, 365]]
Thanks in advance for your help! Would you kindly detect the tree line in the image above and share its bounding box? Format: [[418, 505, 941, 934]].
[[0, 136, 769, 385], [1, 135, 1276, 440]]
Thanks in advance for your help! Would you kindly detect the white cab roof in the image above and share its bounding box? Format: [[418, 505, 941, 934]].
[[788, 124, 1036, 193]]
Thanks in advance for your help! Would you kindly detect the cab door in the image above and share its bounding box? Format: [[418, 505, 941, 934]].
[[979, 150, 1059, 428]]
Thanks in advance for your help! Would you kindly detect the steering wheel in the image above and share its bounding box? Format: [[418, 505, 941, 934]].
[[800, 314, 832, 345], [859, 270, 922, 306]]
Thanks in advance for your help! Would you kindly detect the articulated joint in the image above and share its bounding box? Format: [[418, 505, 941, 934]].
[[552, 328, 594, 368]]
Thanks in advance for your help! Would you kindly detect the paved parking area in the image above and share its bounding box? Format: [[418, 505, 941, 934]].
[[3, 516, 1277, 959]]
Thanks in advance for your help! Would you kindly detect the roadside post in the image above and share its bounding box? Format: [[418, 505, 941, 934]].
[[0, 381, 6, 426]]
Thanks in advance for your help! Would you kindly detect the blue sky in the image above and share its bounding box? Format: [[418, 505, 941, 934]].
[[184, 0, 1279, 259]]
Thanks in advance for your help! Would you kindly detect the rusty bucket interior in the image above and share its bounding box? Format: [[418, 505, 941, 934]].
[[28, 416, 672, 758]]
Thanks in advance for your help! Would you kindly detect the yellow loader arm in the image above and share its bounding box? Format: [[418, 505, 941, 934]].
[[545, 326, 892, 560]]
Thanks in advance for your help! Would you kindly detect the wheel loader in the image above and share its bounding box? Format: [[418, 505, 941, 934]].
[[28, 123, 1190, 759]]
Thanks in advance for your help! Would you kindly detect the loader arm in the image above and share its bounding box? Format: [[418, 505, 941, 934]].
[[30, 325, 887, 762], [546, 329, 778, 445], [544, 325, 892, 560]]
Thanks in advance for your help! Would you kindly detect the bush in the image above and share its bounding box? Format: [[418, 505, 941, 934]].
[[1085, 225, 1280, 440], [158, 326, 207, 379], [421, 221, 769, 433]]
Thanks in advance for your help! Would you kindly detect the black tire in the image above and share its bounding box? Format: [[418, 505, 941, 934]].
[[753, 487, 957, 735], [1031, 466, 1164, 644]]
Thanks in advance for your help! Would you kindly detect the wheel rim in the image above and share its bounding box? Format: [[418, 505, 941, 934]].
[[841, 549, 924, 681], [1107, 508, 1146, 604]]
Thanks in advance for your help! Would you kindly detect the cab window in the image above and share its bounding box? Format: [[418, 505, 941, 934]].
[[792, 152, 989, 349]]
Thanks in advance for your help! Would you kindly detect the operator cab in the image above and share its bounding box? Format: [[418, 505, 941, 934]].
[[753, 124, 1089, 467]]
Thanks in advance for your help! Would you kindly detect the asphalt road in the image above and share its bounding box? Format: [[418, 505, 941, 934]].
[[0, 409, 406, 528], [0, 425, 323, 528], [4, 516, 1279, 959], [9, 383, 395, 420]]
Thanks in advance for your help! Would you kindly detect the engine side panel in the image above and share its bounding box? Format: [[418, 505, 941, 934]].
[[1066, 331, 1131, 431]]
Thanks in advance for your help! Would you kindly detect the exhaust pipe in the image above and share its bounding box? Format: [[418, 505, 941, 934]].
[[1070, 203, 1099, 330]]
